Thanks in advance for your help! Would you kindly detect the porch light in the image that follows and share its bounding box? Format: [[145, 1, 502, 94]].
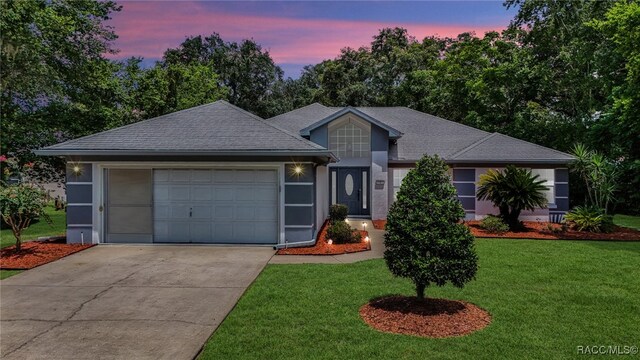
[[71, 164, 82, 176], [289, 164, 304, 177]]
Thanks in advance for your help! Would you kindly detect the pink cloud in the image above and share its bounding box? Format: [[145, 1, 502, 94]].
[[108, 2, 504, 64]]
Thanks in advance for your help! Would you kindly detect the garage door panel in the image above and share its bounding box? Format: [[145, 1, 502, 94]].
[[213, 205, 234, 219], [257, 170, 278, 183], [154, 222, 168, 241], [191, 169, 212, 182], [236, 206, 255, 218], [191, 185, 212, 200], [255, 206, 277, 221], [213, 170, 235, 183], [191, 205, 212, 219], [169, 186, 190, 201], [169, 170, 191, 182], [214, 187, 234, 201], [190, 223, 212, 242], [255, 187, 277, 201], [255, 222, 277, 235], [213, 223, 234, 240], [234, 224, 254, 242], [169, 204, 190, 219], [153, 169, 278, 244], [236, 188, 255, 201], [154, 185, 169, 201], [234, 170, 255, 183], [168, 223, 190, 242], [154, 205, 170, 219]]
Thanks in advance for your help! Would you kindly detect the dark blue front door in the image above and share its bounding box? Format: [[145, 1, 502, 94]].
[[335, 168, 369, 216]]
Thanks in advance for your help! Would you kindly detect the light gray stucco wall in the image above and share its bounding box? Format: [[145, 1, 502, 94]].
[[371, 125, 389, 220], [284, 163, 316, 244], [66, 163, 93, 244]]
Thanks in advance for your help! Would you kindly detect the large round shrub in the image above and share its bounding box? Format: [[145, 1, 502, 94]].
[[384, 155, 478, 299]]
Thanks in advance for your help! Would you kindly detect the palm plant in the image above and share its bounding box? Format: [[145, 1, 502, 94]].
[[476, 166, 548, 230], [570, 144, 618, 213]]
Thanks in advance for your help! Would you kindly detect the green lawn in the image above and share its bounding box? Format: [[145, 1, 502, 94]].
[[0, 270, 22, 280], [614, 214, 640, 230], [200, 239, 640, 360], [0, 205, 66, 249]]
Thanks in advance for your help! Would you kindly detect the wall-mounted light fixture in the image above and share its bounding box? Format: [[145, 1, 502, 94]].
[[70, 163, 83, 177], [289, 163, 304, 177]]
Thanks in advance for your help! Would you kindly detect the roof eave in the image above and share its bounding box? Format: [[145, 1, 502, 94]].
[[34, 148, 338, 162], [389, 158, 574, 165]]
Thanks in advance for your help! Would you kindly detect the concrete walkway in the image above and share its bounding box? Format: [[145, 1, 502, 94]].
[[0, 245, 274, 360], [269, 219, 385, 264]]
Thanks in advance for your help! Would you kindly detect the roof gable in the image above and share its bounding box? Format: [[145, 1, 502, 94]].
[[299, 107, 403, 139]]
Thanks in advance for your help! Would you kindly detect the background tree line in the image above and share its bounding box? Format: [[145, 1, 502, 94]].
[[1, 0, 638, 213]]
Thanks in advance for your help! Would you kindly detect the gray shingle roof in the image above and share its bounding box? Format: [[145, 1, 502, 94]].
[[37, 101, 331, 156], [447, 133, 575, 163], [268, 103, 573, 164]]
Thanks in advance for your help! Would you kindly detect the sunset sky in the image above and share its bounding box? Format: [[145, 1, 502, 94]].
[[107, 1, 517, 78]]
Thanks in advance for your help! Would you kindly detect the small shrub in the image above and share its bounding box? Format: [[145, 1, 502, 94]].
[[326, 221, 361, 244], [480, 215, 509, 233], [0, 183, 51, 251], [329, 204, 348, 224], [545, 223, 563, 234], [565, 206, 614, 233]]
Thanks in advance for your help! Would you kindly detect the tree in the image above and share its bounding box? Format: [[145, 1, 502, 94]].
[[476, 166, 548, 229], [384, 155, 478, 299], [1, 0, 122, 178], [163, 34, 283, 117], [0, 184, 51, 251]]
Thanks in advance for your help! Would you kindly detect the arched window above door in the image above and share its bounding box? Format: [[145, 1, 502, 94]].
[[328, 117, 371, 159]]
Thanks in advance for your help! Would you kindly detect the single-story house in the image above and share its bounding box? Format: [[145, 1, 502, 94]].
[[36, 100, 574, 247]]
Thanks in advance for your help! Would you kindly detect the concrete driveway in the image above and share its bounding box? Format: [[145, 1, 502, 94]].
[[0, 245, 274, 360]]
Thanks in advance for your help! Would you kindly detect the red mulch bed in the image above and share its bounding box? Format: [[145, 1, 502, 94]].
[[276, 221, 370, 255], [360, 296, 491, 338], [0, 238, 94, 270], [372, 220, 387, 230], [468, 221, 640, 241], [371, 219, 639, 241]]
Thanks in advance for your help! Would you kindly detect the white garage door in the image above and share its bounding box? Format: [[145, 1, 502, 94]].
[[153, 169, 278, 244]]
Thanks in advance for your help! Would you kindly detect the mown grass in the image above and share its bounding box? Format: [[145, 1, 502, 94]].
[[200, 239, 640, 360], [614, 214, 640, 230], [0, 270, 22, 280], [0, 205, 66, 249]]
